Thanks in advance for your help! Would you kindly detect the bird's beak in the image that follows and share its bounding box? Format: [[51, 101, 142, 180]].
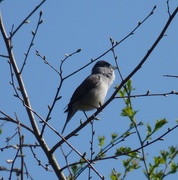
[[112, 66, 117, 70]]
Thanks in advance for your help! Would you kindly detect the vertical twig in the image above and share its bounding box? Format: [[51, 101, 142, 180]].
[[20, 11, 44, 74], [166, 0, 171, 17], [10, 0, 46, 38], [88, 121, 95, 179], [0, 8, 66, 180], [15, 114, 24, 180]]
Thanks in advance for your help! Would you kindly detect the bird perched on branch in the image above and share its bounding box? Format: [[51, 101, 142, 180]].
[[62, 60, 116, 133]]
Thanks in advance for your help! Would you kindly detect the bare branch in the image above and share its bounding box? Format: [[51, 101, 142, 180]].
[[30, 146, 52, 172], [166, 0, 171, 17], [39, 48, 81, 137], [51, 6, 178, 153], [0, 8, 66, 180], [10, 0, 46, 38], [115, 90, 178, 99], [163, 74, 178, 78], [0, 54, 9, 58], [36, 50, 61, 75], [20, 11, 44, 73]]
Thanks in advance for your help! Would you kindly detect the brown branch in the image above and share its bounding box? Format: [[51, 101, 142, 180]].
[[103, 123, 178, 161], [29, 146, 52, 172], [61, 6, 156, 82], [0, 111, 34, 134], [20, 11, 44, 74], [67, 122, 178, 177], [38, 49, 82, 137], [166, 0, 171, 17], [16, 115, 24, 179], [51, 6, 178, 153], [0, 9, 66, 180], [10, 0, 46, 38], [115, 90, 178, 99], [163, 74, 178, 78], [0, 54, 9, 58], [0, 11, 40, 139]]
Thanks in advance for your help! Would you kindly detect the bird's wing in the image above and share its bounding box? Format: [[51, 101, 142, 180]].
[[65, 74, 101, 111]]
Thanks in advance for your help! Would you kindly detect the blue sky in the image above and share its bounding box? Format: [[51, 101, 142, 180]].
[[0, 0, 178, 179]]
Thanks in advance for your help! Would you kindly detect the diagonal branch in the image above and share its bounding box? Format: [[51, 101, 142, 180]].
[[0, 111, 34, 133], [0, 10, 41, 142], [10, 0, 46, 38], [20, 11, 43, 74], [51, 6, 178, 154], [0, 9, 66, 180]]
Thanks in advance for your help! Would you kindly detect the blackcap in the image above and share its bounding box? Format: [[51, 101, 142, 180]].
[[62, 60, 116, 133]]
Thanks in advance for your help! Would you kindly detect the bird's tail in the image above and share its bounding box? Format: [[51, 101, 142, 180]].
[[62, 107, 77, 134]]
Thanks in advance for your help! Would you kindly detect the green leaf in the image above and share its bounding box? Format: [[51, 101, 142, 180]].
[[126, 79, 132, 91], [154, 118, 167, 132], [111, 133, 118, 143], [146, 123, 152, 135], [160, 150, 169, 160], [169, 146, 178, 156], [118, 79, 134, 98], [154, 156, 166, 165], [121, 107, 137, 118], [71, 164, 78, 175], [118, 88, 125, 97], [121, 107, 132, 117], [110, 169, 121, 180], [170, 162, 177, 173], [123, 157, 140, 172], [98, 135, 105, 148], [115, 146, 132, 156], [123, 158, 131, 167], [98, 150, 106, 158]]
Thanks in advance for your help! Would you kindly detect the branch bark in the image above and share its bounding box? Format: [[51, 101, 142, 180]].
[[51, 6, 178, 153], [0, 9, 66, 180]]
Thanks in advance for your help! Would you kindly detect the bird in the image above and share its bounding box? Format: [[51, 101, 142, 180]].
[[62, 60, 116, 133]]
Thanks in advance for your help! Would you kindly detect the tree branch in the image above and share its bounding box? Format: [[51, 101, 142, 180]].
[[51, 6, 178, 153], [10, 0, 46, 38], [0, 9, 66, 180]]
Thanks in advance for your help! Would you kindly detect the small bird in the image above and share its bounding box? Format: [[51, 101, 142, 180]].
[[62, 60, 116, 133]]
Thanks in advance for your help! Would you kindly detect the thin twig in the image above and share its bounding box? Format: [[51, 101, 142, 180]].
[[62, 6, 157, 82], [110, 37, 123, 81], [163, 74, 178, 78], [9, 138, 21, 179], [60, 147, 73, 177], [51, 6, 178, 153], [65, 123, 178, 170], [16, 114, 24, 179], [115, 90, 178, 99], [30, 146, 52, 172], [88, 121, 95, 179], [20, 11, 44, 73], [36, 50, 61, 75], [39, 48, 81, 137], [162, 147, 178, 178], [166, 0, 171, 17], [10, 0, 46, 38], [0, 143, 40, 152], [0, 111, 34, 133], [0, 54, 9, 58], [0, 6, 66, 180]]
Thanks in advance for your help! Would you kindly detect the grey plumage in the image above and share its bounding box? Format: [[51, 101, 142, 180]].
[[62, 60, 116, 133]]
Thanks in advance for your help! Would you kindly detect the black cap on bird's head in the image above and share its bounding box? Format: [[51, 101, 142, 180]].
[[92, 60, 117, 74], [62, 60, 116, 134], [94, 60, 112, 67]]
